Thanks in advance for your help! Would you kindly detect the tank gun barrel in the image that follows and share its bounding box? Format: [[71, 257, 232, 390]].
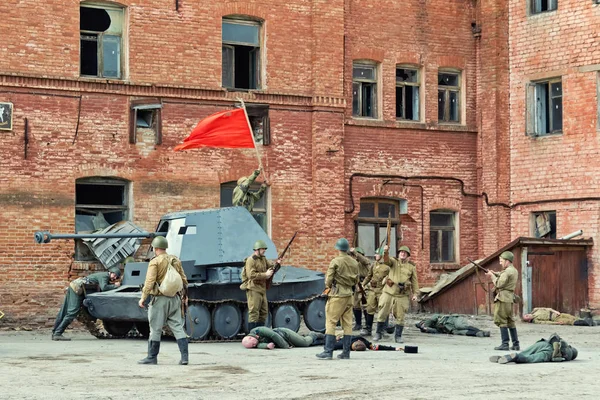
[[34, 231, 157, 244]]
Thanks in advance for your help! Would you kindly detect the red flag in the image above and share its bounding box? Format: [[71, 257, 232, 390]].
[[174, 108, 254, 151]]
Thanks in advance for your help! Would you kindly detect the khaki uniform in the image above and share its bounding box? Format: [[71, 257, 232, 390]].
[[530, 308, 577, 325], [242, 254, 275, 323], [324, 252, 359, 335], [352, 252, 371, 309], [232, 170, 266, 212], [362, 261, 390, 315], [376, 257, 419, 326], [491, 264, 518, 328], [141, 253, 188, 341]]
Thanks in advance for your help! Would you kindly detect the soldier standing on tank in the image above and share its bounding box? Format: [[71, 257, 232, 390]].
[[373, 245, 419, 343], [316, 238, 359, 360], [487, 251, 520, 351], [348, 247, 370, 331], [360, 248, 390, 336], [138, 236, 189, 365], [51, 268, 121, 341], [232, 169, 268, 212], [240, 240, 282, 330]]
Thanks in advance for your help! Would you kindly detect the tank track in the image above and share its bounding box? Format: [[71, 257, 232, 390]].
[[79, 294, 324, 342]]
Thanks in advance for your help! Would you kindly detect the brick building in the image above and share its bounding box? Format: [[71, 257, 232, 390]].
[[0, 0, 597, 327]]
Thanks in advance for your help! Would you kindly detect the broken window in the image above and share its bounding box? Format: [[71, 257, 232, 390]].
[[352, 63, 378, 118], [75, 177, 130, 260], [243, 104, 270, 145], [531, 211, 557, 239], [80, 4, 124, 79], [220, 181, 269, 233], [222, 19, 261, 90], [527, 78, 562, 136], [430, 210, 456, 263], [396, 67, 420, 121], [129, 98, 162, 144], [530, 0, 557, 14], [356, 199, 403, 257], [438, 71, 461, 123]]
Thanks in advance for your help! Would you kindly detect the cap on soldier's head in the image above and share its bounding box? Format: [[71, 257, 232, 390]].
[[237, 177, 247, 185], [151, 236, 169, 249], [354, 247, 365, 255], [500, 251, 514, 262], [398, 245, 411, 256], [253, 240, 268, 250], [334, 238, 350, 252]]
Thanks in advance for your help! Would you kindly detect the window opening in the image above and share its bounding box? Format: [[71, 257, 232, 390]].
[[531, 211, 557, 239], [222, 19, 261, 90], [356, 199, 401, 257], [430, 210, 456, 263], [80, 4, 124, 79], [396, 67, 420, 121], [130, 99, 162, 144], [353, 63, 378, 118], [438, 71, 461, 123], [530, 0, 557, 14], [221, 181, 268, 233], [529, 79, 562, 136], [243, 104, 270, 145]]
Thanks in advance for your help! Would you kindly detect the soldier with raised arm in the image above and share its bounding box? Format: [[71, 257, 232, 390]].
[[359, 247, 390, 336], [232, 169, 268, 212], [348, 247, 371, 331]]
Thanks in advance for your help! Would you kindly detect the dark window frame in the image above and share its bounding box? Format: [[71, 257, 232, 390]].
[[220, 181, 269, 234], [129, 98, 162, 144], [244, 104, 270, 146], [356, 198, 401, 258], [222, 18, 262, 90], [396, 66, 421, 121], [531, 211, 557, 239], [429, 210, 457, 263], [352, 62, 378, 119], [80, 4, 124, 79], [438, 71, 461, 123], [526, 77, 562, 136], [530, 0, 558, 15]]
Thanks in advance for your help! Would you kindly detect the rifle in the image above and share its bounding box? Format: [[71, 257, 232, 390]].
[[467, 257, 497, 275], [356, 281, 367, 305], [266, 231, 298, 289], [386, 210, 392, 246]]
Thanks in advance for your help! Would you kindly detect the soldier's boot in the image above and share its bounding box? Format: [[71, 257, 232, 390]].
[[498, 352, 518, 364], [476, 330, 491, 338], [52, 320, 72, 341], [360, 314, 374, 336], [384, 316, 395, 335], [489, 355, 501, 363], [51, 333, 71, 341], [509, 327, 520, 351], [394, 325, 404, 344], [177, 338, 189, 365], [494, 327, 510, 351], [373, 322, 385, 342], [352, 309, 362, 331], [315, 334, 335, 360], [337, 335, 352, 359], [308, 332, 325, 346], [138, 340, 160, 365]]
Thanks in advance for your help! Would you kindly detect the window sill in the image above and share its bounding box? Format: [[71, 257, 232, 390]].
[[528, 132, 563, 139], [79, 76, 128, 84], [347, 118, 476, 133], [430, 263, 460, 271]]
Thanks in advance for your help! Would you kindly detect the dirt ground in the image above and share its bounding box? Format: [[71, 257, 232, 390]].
[[0, 314, 598, 400]]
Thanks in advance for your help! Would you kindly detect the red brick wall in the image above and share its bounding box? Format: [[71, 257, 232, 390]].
[[508, 0, 600, 307]]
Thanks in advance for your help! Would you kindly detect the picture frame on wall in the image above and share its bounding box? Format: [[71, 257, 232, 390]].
[[0, 102, 13, 131]]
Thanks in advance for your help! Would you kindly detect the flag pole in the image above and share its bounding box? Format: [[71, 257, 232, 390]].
[[238, 98, 263, 172]]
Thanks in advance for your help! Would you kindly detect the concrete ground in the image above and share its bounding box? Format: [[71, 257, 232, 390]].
[[0, 314, 598, 400]]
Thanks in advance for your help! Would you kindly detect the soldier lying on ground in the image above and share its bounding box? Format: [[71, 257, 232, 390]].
[[242, 326, 325, 349], [415, 314, 491, 337], [489, 333, 578, 364], [334, 335, 400, 351], [523, 307, 596, 326]]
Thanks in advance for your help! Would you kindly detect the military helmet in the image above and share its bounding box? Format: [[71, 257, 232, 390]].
[[398, 245, 411, 256], [108, 267, 121, 278], [253, 240, 268, 250], [151, 236, 169, 249], [334, 238, 350, 252], [354, 247, 365, 255], [375, 247, 384, 257], [237, 177, 247, 185], [500, 251, 514, 262]]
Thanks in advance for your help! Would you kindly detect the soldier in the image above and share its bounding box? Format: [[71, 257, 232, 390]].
[[373, 245, 419, 343], [316, 238, 359, 360], [487, 251, 520, 351], [138, 236, 189, 365], [523, 307, 594, 326], [240, 240, 282, 330], [416, 314, 490, 337], [490, 333, 578, 364], [51, 268, 121, 341], [241, 326, 325, 349], [232, 169, 268, 212], [359, 247, 390, 336], [348, 247, 370, 331]]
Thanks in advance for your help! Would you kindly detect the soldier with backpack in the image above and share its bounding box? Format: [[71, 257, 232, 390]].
[[138, 236, 189, 365]]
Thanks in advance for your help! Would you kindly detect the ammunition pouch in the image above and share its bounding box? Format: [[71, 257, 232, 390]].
[[398, 282, 406, 291]]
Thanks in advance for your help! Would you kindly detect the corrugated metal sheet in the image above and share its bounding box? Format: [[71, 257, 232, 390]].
[[82, 221, 145, 268]]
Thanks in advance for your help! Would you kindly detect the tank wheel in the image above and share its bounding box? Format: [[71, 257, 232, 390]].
[[243, 310, 272, 333], [272, 304, 301, 332], [212, 303, 242, 339], [102, 320, 134, 337], [135, 322, 150, 338], [185, 303, 211, 340], [303, 298, 326, 333]]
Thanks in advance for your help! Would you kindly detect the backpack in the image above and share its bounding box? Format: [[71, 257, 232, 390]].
[[158, 256, 184, 297], [239, 258, 249, 290]]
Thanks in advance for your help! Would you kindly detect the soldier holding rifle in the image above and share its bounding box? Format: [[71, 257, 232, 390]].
[[348, 247, 370, 331], [359, 247, 390, 336]]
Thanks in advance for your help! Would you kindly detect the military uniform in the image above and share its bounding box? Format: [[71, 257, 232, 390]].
[[360, 258, 390, 335], [491, 251, 520, 351], [416, 314, 490, 337], [241, 254, 276, 327], [490, 334, 578, 364], [52, 272, 119, 339], [350, 250, 371, 330], [246, 327, 324, 349], [232, 169, 267, 212], [528, 308, 578, 325]]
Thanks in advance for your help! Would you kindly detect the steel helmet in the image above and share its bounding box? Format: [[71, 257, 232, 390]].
[[108, 267, 121, 278], [398, 245, 411, 256], [237, 177, 247, 185], [375, 247, 384, 257], [334, 238, 350, 252], [253, 240, 268, 250], [354, 247, 365, 255], [500, 251, 514, 262], [151, 236, 169, 249]]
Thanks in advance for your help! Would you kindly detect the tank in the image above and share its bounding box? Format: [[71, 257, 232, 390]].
[[34, 206, 327, 341]]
